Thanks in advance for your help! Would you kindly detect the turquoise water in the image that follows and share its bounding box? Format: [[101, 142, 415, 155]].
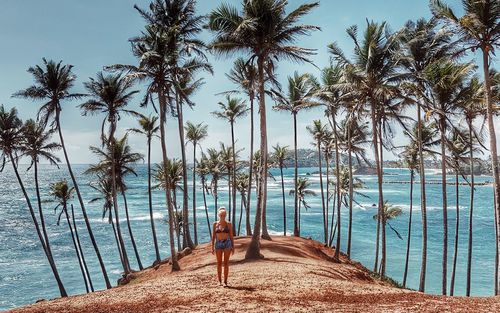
[[0, 164, 496, 310]]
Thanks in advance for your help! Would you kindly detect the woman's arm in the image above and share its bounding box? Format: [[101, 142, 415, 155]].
[[211, 222, 217, 254], [229, 222, 235, 255]]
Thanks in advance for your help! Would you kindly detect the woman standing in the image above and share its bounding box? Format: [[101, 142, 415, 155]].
[[212, 207, 235, 286]]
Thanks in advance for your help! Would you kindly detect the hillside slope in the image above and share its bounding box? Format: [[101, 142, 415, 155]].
[[8, 236, 500, 313]]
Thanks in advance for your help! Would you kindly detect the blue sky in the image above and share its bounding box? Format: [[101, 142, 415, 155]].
[[1, 0, 487, 164]]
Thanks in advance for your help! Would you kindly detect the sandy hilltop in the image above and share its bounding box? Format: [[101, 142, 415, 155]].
[[7, 236, 500, 313]]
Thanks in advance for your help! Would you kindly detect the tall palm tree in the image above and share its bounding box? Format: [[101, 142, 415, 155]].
[[14, 59, 111, 287], [290, 177, 317, 231], [399, 17, 452, 292], [196, 155, 212, 240], [212, 96, 248, 226], [208, 0, 320, 259], [431, 0, 500, 294], [20, 119, 62, 279], [185, 121, 208, 245], [330, 20, 402, 276], [307, 120, 329, 244], [0, 106, 67, 297], [128, 114, 161, 264], [274, 72, 320, 237], [272, 143, 289, 236], [226, 58, 259, 230], [50, 180, 92, 293], [447, 128, 470, 296], [424, 60, 474, 295], [205, 148, 223, 220], [80, 72, 139, 273], [235, 173, 250, 235]]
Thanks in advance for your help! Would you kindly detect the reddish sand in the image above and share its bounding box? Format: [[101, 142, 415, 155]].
[[8, 236, 500, 312]]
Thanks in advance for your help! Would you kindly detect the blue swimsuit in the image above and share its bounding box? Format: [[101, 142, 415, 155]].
[[215, 223, 232, 250]]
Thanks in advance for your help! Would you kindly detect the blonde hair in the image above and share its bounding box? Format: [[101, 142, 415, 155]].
[[218, 207, 227, 218]]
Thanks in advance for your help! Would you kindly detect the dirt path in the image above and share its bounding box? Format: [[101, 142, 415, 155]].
[[8, 236, 500, 312]]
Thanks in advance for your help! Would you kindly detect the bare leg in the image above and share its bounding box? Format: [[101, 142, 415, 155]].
[[216, 249, 223, 285], [223, 248, 231, 285]]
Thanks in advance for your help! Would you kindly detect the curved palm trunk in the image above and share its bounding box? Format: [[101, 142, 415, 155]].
[[56, 113, 111, 288], [238, 194, 245, 235], [63, 203, 89, 293], [317, 140, 327, 245], [450, 169, 460, 296], [325, 153, 330, 239], [147, 137, 161, 263], [175, 98, 194, 249], [347, 140, 354, 258], [439, 117, 448, 296], [403, 170, 415, 287], [34, 162, 53, 261], [371, 107, 384, 275], [246, 56, 267, 259], [280, 166, 286, 236], [231, 122, 238, 231], [109, 207, 125, 271], [192, 143, 198, 245], [202, 179, 212, 241], [159, 89, 180, 271], [378, 122, 387, 276], [174, 191, 181, 252], [10, 155, 67, 297], [122, 191, 143, 270], [466, 120, 475, 296], [246, 95, 255, 236], [228, 169, 232, 221], [482, 51, 500, 295], [417, 102, 428, 292], [333, 120, 341, 259], [293, 112, 300, 237], [71, 204, 94, 292], [329, 189, 337, 247]]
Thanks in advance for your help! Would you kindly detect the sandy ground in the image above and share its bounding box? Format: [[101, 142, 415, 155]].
[[7, 236, 500, 313]]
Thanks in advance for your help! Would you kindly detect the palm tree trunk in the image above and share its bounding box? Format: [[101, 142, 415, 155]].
[[440, 117, 448, 296], [280, 166, 286, 236], [122, 190, 143, 270], [202, 178, 212, 241], [325, 153, 330, 239], [34, 162, 53, 260], [176, 97, 194, 249], [347, 140, 354, 258], [214, 180, 218, 219], [71, 204, 94, 292], [147, 137, 161, 263], [63, 203, 90, 293], [159, 89, 180, 271], [246, 94, 255, 236], [109, 207, 125, 271], [293, 112, 299, 237], [403, 170, 414, 287], [55, 112, 111, 288], [10, 154, 67, 297], [333, 120, 342, 260], [228, 169, 232, 221], [417, 102, 428, 292], [231, 122, 238, 230], [482, 51, 500, 295], [378, 121, 387, 276], [329, 190, 337, 247], [466, 119, 475, 296], [238, 194, 245, 235], [174, 192, 181, 252], [192, 143, 198, 245], [450, 170, 460, 296], [318, 140, 327, 245], [371, 106, 383, 275], [246, 55, 267, 259]]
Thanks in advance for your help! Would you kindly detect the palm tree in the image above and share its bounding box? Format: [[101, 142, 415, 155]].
[[86, 135, 145, 272], [424, 60, 474, 295], [399, 17, 453, 292], [272, 144, 290, 236], [20, 119, 62, 280], [212, 96, 248, 226], [338, 117, 370, 257], [373, 202, 404, 242], [208, 0, 320, 259], [50, 180, 92, 293], [128, 114, 161, 264], [307, 120, 329, 244], [226, 58, 259, 231], [154, 158, 184, 252], [14, 59, 111, 287], [290, 177, 317, 231], [431, 0, 500, 294], [447, 128, 470, 296], [205, 148, 223, 221], [80, 72, 139, 272], [235, 173, 250, 236], [185, 121, 208, 245], [329, 20, 402, 276], [274, 72, 320, 237], [0, 106, 67, 297], [196, 155, 212, 240]]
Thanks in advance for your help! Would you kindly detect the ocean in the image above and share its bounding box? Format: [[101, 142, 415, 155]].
[[0, 164, 496, 310]]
